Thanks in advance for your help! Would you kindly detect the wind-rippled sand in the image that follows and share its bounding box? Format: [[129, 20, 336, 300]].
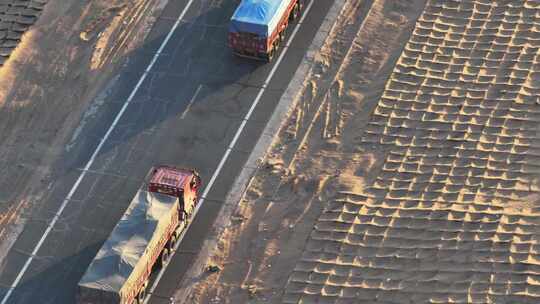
[[284, 1, 540, 303]]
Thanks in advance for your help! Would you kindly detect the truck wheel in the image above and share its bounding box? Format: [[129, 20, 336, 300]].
[[168, 234, 177, 251], [179, 209, 189, 224], [265, 49, 275, 63], [137, 282, 148, 303], [290, 3, 300, 21], [182, 210, 189, 222], [159, 248, 170, 267], [267, 39, 280, 63]]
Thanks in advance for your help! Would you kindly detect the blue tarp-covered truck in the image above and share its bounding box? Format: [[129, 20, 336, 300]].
[[229, 0, 304, 62]]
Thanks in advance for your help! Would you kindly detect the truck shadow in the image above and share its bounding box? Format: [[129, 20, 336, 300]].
[[57, 1, 280, 178], [0, 242, 102, 304], [3, 239, 184, 304]]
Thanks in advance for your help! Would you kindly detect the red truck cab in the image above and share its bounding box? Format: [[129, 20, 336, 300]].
[[148, 166, 201, 217]]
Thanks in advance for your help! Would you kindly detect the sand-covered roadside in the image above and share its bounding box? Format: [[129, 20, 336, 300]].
[[0, 0, 167, 258], [283, 0, 540, 302], [184, 0, 427, 302], [186, 0, 540, 303]]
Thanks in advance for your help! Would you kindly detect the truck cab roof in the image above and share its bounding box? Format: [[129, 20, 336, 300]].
[[148, 166, 198, 198], [150, 166, 192, 189]]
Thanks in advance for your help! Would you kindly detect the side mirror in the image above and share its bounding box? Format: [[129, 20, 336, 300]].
[[190, 175, 201, 190]]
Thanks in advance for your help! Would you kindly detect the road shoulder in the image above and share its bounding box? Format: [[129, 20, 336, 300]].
[[171, 0, 348, 302]]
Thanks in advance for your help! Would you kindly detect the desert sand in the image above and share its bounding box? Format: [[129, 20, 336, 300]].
[[0, 0, 166, 261], [187, 0, 540, 303]]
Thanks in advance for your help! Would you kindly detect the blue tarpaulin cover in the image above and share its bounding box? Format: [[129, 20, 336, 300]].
[[230, 0, 291, 37]]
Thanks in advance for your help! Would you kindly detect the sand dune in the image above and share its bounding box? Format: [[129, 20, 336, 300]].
[[284, 0, 540, 303], [0, 0, 44, 66]]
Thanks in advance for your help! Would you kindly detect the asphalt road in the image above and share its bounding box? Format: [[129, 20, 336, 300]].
[[0, 0, 335, 303]]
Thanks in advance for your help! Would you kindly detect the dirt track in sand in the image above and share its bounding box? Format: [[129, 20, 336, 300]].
[[187, 0, 540, 303], [0, 0, 166, 258]]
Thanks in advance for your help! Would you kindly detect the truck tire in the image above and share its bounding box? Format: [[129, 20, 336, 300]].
[[179, 209, 188, 224], [137, 282, 148, 304], [290, 2, 300, 21], [280, 29, 286, 44], [268, 37, 281, 63], [276, 33, 282, 49], [159, 248, 170, 268], [168, 234, 177, 251], [265, 48, 275, 63], [187, 204, 194, 217], [182, 210, 189, 222]]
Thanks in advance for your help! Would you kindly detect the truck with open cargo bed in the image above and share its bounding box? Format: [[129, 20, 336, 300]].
[[77, 166, 201, 304], [228, 0, 304, 62]]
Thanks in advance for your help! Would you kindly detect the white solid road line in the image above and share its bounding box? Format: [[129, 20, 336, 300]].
[[0, 0, 197, 303], [144, 1, 315, 303], [180, 84, 203, 119]]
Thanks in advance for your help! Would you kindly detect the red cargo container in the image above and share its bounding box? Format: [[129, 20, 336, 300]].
[[229, 0, 304, 62]]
